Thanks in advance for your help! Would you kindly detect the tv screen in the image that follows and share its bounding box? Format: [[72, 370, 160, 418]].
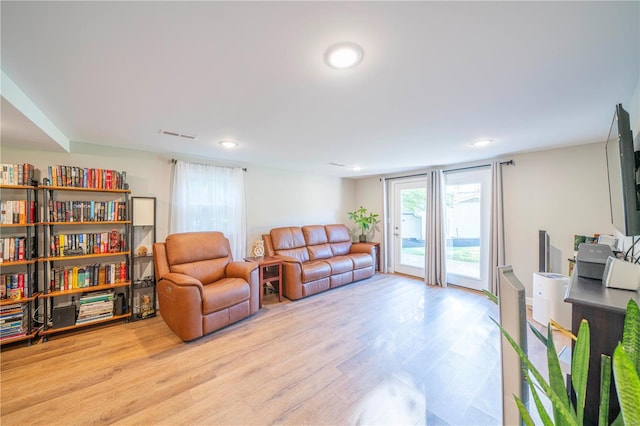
[[605, 104, 640, 236]]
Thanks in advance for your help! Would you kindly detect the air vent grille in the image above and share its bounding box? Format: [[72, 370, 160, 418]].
[[159, 129, 197, 140]]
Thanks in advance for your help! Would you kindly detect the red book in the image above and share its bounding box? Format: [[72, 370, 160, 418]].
[[18, 273, 24, 297], [120, 261, 127, 282]]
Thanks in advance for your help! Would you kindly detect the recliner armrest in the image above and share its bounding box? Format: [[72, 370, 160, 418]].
[[159, 272, 205, 298], [226, 261, 258, 281]]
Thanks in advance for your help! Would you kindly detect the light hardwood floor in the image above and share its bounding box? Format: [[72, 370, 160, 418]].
[[1, 273, 567, 425]]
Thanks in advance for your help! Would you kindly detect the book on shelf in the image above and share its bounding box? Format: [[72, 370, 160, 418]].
[[49, 232, 126, 257], [46, 165, 127, 190], [1, 272, 29, 299], [0, 164, 35, 186], [0, 237, 28, 262], [0, 303, 26, 338], [49, 261, 127, 291]]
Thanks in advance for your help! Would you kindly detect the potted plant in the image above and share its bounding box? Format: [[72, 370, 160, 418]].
[[347, 206, 380, 242], [489, 294, 640, 425]]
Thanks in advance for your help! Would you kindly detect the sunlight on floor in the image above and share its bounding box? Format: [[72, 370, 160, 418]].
[[350, 374, 426, 425]]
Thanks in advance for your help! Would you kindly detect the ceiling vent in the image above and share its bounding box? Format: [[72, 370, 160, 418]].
[[159, 129, 197, 140], [329, 162, 345, 167]]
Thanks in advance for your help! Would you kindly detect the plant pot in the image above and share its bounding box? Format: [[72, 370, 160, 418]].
[[359, 235, 367, 243]]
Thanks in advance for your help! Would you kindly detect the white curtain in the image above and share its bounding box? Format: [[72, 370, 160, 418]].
[[488, 161, 505, 295], [169, 160, 246, 260], [424, 170, 447, 286]]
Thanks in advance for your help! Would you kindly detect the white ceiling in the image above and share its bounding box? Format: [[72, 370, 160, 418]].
[[1, 1, 638, 178]]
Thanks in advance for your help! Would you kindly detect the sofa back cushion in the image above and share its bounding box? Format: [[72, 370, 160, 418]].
[[301, 225, 331, 260], [164, 232, 231, 285], [270, 226, 310, 262], [325, 224, 352, 256]]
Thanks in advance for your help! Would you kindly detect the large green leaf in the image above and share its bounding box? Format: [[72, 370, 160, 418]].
[[599, 354, 611, 426], [492, 318, 578, 425], [524, 369, 554, 426], [612, 344, 640, 425], [515, 396, 536, 426], [529, 321, 548, 346], [571, 319, 590, 425], [621, 299, 640, 375], [547, 324, 572, 425]]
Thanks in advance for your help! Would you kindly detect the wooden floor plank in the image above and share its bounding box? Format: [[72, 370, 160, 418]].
[[1, 273, 567, 425]]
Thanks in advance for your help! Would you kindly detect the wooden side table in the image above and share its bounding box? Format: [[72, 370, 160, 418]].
[[243, 256, 283, 308]]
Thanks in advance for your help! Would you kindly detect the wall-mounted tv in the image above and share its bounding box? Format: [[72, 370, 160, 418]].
[[605, 104, 640, 237]]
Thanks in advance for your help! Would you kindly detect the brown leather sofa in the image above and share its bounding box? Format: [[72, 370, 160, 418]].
[[262, 224, 375, 300], [153, 231, 260, 341]]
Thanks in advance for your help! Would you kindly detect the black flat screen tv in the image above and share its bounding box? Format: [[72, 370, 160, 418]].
[[605, 104, 640, 237]]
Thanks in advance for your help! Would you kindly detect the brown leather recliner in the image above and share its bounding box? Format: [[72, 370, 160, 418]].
[[153, 231, 259, 341]]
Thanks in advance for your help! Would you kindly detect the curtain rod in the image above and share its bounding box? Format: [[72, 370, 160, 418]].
[[444, 159, 513, 174], [381, 160, 514, 181], [170, 158, 247, 172], [382, 172, 429, 181]]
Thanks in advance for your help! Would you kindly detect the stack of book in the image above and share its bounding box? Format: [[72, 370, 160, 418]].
[[76, 291, 114, 324], [0, 303, 26, 340]]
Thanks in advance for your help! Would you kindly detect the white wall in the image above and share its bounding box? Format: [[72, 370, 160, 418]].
[[0, 138, 628, 297], [0, 143, 357, 256], [503, 143, 616, 295]]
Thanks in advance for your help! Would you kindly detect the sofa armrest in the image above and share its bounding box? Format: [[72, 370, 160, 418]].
[[350, 242, 375, 255], [158, 272, 205, 297], [226, 261, 258, 281], [156, 272, 206, 341], [226, 261, 260, 313]]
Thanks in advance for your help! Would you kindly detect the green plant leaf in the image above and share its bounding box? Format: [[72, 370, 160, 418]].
[[599, 354, 611, 426], [546, 324, 572, 425], [491, 318, 578, 425], [529, 321, 548, 346], [612, 344, 640, 425], [621, 299, 640, 375], [523, 369, 554, 426], [571, 319, 590, 425], [482, 289, 498, 305], [515, 394, 537, 426]]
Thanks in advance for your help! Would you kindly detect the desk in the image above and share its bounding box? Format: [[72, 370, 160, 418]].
[[564, 270, 639, 425], [244, 256, 283, 308]]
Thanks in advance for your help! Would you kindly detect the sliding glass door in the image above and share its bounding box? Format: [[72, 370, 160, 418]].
[[444, 167, 491, 291]]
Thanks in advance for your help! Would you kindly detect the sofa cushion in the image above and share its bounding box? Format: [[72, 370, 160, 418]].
[[202, 278, 249, 314], [301, 261, 331, 283], [171, 258, 230, 286], [330, 241, 352, 256], [277, 247, 310, 263], [302, 225, 329, 245], [325, 224, 351, 243], [325, 256, 353, 274], [271, 227, 306, 250], [308, 243, 332, 260], [165, 232, 231, 284], [349, 253, 374, 269]]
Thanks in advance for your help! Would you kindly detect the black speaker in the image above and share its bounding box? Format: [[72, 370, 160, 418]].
[[52, 305, 76, 329], [115, 292, 127, 316]]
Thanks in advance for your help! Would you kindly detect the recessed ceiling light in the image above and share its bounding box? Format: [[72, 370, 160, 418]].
[[324, 42, 364, 69], [352, 165, 362, 172], [473, 139, 492, 147], [219, 140, 238, 149]]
